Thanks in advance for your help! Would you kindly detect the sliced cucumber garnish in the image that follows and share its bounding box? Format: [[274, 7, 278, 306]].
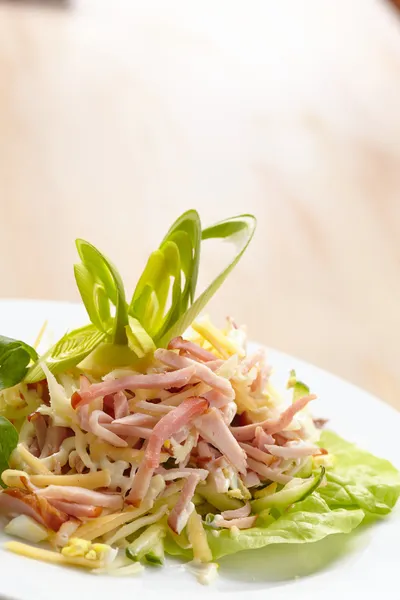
[[145, 540, 165, 566], [251, 467, 325, 513], [126, 523, 165, 562]]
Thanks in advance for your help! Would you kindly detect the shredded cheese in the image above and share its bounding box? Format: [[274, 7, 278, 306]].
[[14, 444, 52, 475], [30, 470, 111, 489], [5, 541, 103, 569], [187, 509, 212, 563], [73, 504, 152, 541], [192, 317, 241, 358], [104, 505, 168, 545]]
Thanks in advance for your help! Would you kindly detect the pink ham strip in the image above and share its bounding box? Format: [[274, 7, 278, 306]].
[[197, 441, 217, 459], [125, 460, 155, 507], [160, 382, 210, 407], [264, 443, 320, 459], [74, 366, 196, 407], [195, 408, 247, 475], [154, 349, 234, 400], [254, 427, 275, 449], [48, 499, 102, 519], [126, 397, 209, 505], [103, 423, 153, 439], [0, 491, 48, 527], [40, 426, 70, 459], [242, 349, 266, 373], [36, 486, 123, 510], [77, 404, 90, 431], [168, 337, 217, 362], [133, 401, 174, 414], [29, 414, 47, 453], [214, 515, 257, 529], [113, 414, 158, 427], [203, 360, 225, 371], [243, 471, 261, 488], [230, 395, 316, 441], [155, 467, 208, 481], [29, 440, 40, 457], [144, 397, 209, 470], [168, 473, 200, 534], [204, 389, 231, 409], [239, 442, 275, 465], [209, 467, 228, 493], [114, 391, 129, 420], [80, 375, 91, 391], [246, 457, 292, 484], [89, 410, 128, 448], [221, 502, 251, 520], [251, 366, 271, 394], [0, 489, 68, 531]]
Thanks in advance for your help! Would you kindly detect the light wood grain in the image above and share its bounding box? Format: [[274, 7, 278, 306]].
[[0, 0, 400, 408]]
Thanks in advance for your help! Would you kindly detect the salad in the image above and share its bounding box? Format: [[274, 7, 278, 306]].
[[0, 211, 399, 584]]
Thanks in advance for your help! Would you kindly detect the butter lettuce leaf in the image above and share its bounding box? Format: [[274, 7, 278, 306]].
[[165, 431, 399, 562], [318, 431, 400, 517], [206, 495, 364, 559]]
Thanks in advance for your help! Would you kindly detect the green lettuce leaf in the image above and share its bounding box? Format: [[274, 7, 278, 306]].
[[165, 494, 363, 561], [0, 416, 19, 487], [164, 431, 399, 562], [318, 431, 400, 518], [207, 495, 364, 559]]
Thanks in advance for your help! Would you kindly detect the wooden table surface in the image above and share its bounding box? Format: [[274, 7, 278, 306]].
[[0, 0, 400, 409]]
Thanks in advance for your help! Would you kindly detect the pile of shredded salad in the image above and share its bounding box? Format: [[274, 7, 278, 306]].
[[0, 317, 398, 583], [0, 211, 399, 583]]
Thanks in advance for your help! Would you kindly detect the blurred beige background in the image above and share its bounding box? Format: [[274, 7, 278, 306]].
[[0, 0, 400, 408]]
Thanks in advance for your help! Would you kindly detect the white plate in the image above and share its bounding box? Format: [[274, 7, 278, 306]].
[[0, 299, 398, 600]]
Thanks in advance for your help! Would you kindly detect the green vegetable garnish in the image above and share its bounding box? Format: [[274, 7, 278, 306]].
[[14, 211, 255, 383], [74, 239, 129, 344], [287, 369, 310, 402], [0, 416, 18, 487], [25, 325, 106, 383], [0, 336, 38, 391]]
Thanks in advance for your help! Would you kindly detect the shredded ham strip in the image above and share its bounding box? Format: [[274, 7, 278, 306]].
[[28, 413, 47, 453], [113, 391, 129, 419], [221, 502, 251, 520], [144, 397, 209, 470], [246, 457, 292, 484], [72, 366, 196, 408], [264, 443, 320, 459], [155, 349, 234, 400], [40, 426, 70, 459], [103, 423, 153, 439], [168, 473, 200, 534], [36, 485, 123, 510], [48, 499, 102, 519], [89, 410, 128, 448], [239, 442, 275, 465], [213, 515, 257, 529], [113, 414, 157, 427], [168, 337, 217, 362], [195, 408, 247, 474], [254, 427, 275, 449], [156, 467, 208, 481], [126, 397, 209, 505], [0, 489, 68, 531], [243, 471, 261, 488], [230, 394, 316, 441]]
